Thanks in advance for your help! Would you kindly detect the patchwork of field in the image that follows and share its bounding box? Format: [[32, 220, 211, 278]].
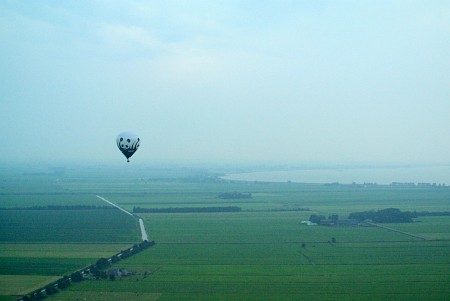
[[0, 275, 60, 297], [0, 243, 132, 300], [1, 165, 449, 300], [0, 166, 143, 299], [51, 228, 450, 301]]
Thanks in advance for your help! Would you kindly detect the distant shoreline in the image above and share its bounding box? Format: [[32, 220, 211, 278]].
[[222, 165, 450, 185]]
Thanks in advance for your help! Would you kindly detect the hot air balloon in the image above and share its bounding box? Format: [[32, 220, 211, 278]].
[[116, 131, 140, 162]]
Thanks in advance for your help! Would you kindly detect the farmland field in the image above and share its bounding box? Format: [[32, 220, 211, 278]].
[[0, 165, 143, 299], [1, 164, 449, 300], [0, 242, 134, 300]]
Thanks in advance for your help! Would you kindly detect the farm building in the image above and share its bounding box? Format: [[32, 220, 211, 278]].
[[301, 220, 317, 226], [319, 219, 359, 227], [106, 268, 134, 278]]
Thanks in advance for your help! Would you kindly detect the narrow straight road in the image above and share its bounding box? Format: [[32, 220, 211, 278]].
[[96, 195, 149, 241], [139, 218, 148, 241], [96, 195, 134, 216]]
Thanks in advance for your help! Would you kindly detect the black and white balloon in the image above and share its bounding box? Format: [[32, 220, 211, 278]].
[[116, 131, 140, 162]]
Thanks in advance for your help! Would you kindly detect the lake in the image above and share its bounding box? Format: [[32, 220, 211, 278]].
[[223, 165, 450, 185]]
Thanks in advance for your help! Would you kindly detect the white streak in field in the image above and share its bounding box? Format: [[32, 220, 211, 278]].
[[139, 218, 148, 241], [95, 195, 133, 216], [95, 195, 150, 241]]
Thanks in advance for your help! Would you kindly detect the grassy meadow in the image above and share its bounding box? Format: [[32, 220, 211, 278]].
[[0, 164, 449, 300]]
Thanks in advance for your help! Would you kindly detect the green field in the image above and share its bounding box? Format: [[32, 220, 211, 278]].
[[0, 209, 139, 243], [52, 239, 450, 300], [0, 243, 133, 300], [0, 165, 449, 300]]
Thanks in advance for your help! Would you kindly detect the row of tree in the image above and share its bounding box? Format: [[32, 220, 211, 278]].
[[309, 214, 339, 224], [310, 208, 450, 225], [1, 205, 113, 211], [218, 192, 252, 199], [415, 211, 450, 217], [348, 208, 416, 223], [133, 206, 242, 213], [18, 240, 155, 301]]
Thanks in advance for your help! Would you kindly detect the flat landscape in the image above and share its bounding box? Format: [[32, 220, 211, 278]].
[[0, 165, 449, 300]]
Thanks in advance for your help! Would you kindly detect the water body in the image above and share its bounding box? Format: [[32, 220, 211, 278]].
[[223, 165, 450, 185]]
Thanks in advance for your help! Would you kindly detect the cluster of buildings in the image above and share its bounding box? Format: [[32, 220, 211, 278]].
[[301, 219, 360, 227]]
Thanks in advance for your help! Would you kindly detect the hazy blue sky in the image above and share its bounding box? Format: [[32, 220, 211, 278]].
[[1, 1, 449, 165]]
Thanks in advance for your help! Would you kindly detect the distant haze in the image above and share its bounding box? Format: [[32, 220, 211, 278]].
[[1, 1, 449, 165], [223, 165, 450, 185]]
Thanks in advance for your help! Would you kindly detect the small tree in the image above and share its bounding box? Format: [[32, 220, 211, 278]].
[[45, 285, 57, 295], [111, 254, 120, 263], [309, 214, 325, 224], [96, 257, 110, 269], [57, 276, 71, 289], [71, 271, 83, 282], [328, 214, 339, 221]]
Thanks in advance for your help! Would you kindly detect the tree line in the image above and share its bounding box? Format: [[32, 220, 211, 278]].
[[18, 240, 155, 301], [133, 206, 242, 213], [1, 205, 113, 211], [310, 208, 450, 225], [308, 214, 339, 224], [218, 192, 252, 199], [415, 211, 450, 217], [348, 208, 416, 223]]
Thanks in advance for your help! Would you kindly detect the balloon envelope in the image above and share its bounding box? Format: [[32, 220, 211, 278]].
[[116, 131, 140, 162]]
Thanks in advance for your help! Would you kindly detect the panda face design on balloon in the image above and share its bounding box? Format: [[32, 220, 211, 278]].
[[118, 137, 140, 151], [116, 132, 140, 162], [119, 137, 136, 150]]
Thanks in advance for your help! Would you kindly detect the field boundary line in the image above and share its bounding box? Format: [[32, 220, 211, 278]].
[[157, 239, 448, 245], [365, 222, 431, 240], [298, 250, 316, 265]]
